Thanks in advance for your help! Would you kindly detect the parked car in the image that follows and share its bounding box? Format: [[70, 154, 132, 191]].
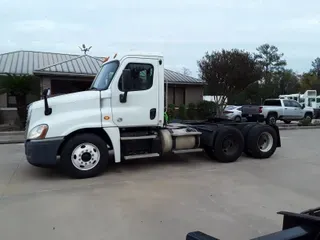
[[223, 105, 242, 122], [260, 99, 314, 124], [241, 105, 264, 122]]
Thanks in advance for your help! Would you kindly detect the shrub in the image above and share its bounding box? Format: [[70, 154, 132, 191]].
[[197, 100, 216, 119], [178, 104, 187, 120], [298, 118, 312, 126], [167, 104, 176, 121], [187, 103, 197, 120]]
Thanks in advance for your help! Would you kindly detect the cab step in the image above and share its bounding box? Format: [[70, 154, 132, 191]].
[[172, 148, 203, 154], [123, 153, 160, 160], [120, 135, 157, 140]]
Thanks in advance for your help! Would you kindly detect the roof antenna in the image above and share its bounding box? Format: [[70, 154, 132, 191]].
[[79, 44, 92, 55]]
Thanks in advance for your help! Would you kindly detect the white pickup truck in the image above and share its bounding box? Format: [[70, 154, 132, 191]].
[[260, 99, 314, 124]]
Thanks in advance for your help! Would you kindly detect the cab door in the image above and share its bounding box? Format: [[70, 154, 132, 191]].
[[110, 57, 160, 127], [283, 100, 295, 119], [290, 100, 304, 119]]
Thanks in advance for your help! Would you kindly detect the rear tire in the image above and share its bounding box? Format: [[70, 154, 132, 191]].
[[212, 126, 244, 163], [246, 125, 277, 159], [234, 116, 241, 122], [266, 113, 277, 125], [240, 124, 256, 157], [60, 133, 109, 179]]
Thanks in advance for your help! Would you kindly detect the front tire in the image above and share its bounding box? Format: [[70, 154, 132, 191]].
[[304, 113, 313, 122], [60, 133, 109, 179]]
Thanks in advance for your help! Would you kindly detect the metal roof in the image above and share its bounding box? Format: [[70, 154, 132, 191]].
[[0, 50, 204, 85], [34, 55, 103, 77]]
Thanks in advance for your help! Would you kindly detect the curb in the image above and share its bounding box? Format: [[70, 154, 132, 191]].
[[0, 131, 24, 136], [0, 140, 24, 145], [279, 125, 320, 130]]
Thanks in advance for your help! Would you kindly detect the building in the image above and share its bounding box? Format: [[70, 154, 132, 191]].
[[0, 50, 205, 123]]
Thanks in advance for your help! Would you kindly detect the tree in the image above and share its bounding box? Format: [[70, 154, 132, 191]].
[[181, 67, 192, 76], [255, 44, 287, 84], [311, 57, 320, 78], [198, 49, 263, 115], [274, 69, 300, 95], [0, 73, 39, 129], [299, 72, 320, 92]]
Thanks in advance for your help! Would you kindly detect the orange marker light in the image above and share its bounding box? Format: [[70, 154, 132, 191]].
[[104, 116, 110, 120], [103, 56, 110, 62]]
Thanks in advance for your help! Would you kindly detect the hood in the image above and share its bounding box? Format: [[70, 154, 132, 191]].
[[31, 90, 111, 110]]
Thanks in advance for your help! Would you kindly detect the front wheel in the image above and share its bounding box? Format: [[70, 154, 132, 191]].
[[304, 113, 313, 122], [60, 133, 109, 178]]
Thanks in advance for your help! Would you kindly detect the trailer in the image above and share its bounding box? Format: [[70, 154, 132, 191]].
[[24, 52, 281, 179]]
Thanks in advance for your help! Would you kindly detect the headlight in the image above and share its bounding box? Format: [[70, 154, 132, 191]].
[[28, 124, 49, 139]]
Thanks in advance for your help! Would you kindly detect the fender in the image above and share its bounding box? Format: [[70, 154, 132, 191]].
[[103, 127, 121, 163]]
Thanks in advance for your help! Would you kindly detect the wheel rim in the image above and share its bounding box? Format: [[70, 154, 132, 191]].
[[222, 135, 238, 155], [305, 115, 311, 121], [71, 143, 100, 171], [235, 116, 241, 122], [269, 117, 276, 124], [257, 132, 273, 153]]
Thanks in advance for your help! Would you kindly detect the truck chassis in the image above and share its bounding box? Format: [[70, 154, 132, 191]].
[[26, 120, 281, 179]]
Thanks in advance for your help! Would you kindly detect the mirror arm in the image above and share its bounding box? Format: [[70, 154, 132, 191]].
[[120, 91, 128, 103]]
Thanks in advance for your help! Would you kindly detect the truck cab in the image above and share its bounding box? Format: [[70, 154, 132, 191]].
[[25, 52, 281, 178]]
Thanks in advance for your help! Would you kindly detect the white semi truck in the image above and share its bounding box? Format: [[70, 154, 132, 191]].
[[24, 52, 281, 178]]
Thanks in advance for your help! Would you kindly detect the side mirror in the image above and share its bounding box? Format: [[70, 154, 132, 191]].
[[301, 104, 305, 109], [120, 69, 131, 103], [121, 69, 132, 92]]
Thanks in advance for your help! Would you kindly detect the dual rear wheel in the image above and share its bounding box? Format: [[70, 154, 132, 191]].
[[205, 124, 278, 162]]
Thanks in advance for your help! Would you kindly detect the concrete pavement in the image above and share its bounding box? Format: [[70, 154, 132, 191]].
[[0, 129, 320, 240]]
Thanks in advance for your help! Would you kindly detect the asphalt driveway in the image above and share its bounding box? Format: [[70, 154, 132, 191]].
[[0, 129, 320, 240]]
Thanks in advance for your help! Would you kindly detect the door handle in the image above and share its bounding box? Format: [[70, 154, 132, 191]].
[[150, 108, 156, 120], [284, 108, 287, 109]]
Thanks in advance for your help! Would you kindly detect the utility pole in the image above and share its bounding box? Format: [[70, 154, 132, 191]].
[[79, 44, 92, 55]]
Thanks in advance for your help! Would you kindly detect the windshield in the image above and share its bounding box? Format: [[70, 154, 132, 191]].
[[90, 60, 119, 90]]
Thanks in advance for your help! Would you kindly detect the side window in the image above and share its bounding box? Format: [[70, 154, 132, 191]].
[[291, 101, 301, 108], [118, 63, 154, 91], [283, 100, 291, 107]]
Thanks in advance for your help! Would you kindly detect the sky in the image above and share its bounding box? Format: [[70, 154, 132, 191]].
[[0, 0, 320, 77]]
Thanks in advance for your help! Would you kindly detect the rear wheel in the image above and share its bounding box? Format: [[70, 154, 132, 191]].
[[246, 125, 277, 159], [209, 126, 244, 163], [240, 124, 256, 157], [266, 113, 277, 125], [60, 133, 109, 178], [234, 116, 241, 122]]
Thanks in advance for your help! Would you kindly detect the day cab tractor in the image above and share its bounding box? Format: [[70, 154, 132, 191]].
[[24, 52, 281, 179]]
